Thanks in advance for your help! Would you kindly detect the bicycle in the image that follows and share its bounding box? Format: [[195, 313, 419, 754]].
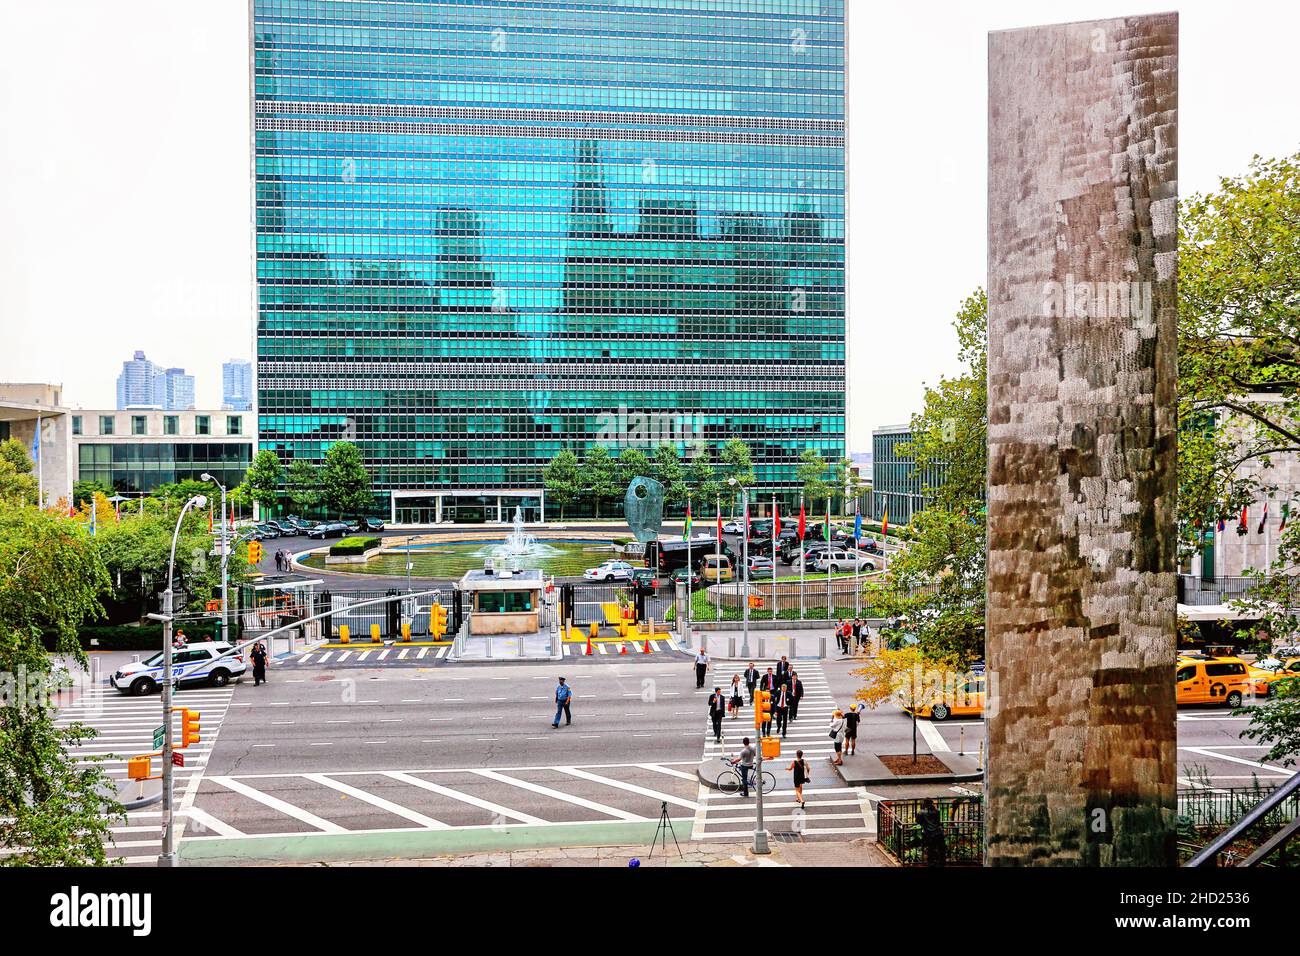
[[717, 757, 776, 795]]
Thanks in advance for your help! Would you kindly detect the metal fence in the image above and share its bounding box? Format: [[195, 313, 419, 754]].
[[237, 584, 453, 639], [1178, 785, 1299, 831], [560, 581, 673, 628], [876, 796, 984, 866], [1177, 575, 1260, 606]]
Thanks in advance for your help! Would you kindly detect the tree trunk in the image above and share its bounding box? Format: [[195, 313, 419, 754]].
[[986, 14, 1178, 866]]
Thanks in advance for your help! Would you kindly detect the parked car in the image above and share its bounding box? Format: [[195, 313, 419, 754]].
[[355, 517, 386, 532], [744, 555, 775, 579], [702, 555, 734, 583], [788, 543, 831, 569], [266, 520, 298, 536], [670, 566, 703, 589], [721, 520, 744, 535], [112, 642, 246, 695], [812, 549, 875, 573], [584, 560, 636, 582], [255, 523, 282, 538], [859, 538, 881, 554], [306, 521, 350, 540], [630, 567, 661, 588]]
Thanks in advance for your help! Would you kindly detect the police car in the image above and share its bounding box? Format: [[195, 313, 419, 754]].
[[111, 642, 247, 696]]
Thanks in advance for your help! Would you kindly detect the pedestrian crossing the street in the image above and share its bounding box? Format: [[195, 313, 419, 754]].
[[692, 659, 875, 842], [54, 683, 235, 865]]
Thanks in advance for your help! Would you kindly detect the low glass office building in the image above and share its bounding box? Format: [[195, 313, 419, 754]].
[[252, 0, 846, 522]]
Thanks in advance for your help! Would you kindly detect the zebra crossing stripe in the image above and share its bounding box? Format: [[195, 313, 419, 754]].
[[305, 773, 448, 829], [381, 771, 547, 825], [469, 769, 648, 821], [417, 647, 428, 659], [554, 766, 698, 811], [207, 776, 346, 833]]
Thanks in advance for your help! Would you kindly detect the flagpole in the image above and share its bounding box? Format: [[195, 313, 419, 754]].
[[826, 497, 832, 621], [771, 494, 777, 621], [685, 498, 692, 631], [715, 495, 722, 623], [799, 495, 805, 620]]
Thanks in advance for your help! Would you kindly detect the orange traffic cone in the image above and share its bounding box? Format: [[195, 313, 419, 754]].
[[585, 635, 593, 655], [619, 641, 628, 655], [642, 639, 651, 654]]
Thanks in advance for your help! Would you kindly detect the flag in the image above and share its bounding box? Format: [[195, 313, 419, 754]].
[[208, 500, 213, 533], [1216, 516, 1225, 533], [1281, 502, 1291, 534], [1237, 503, 1249, 536], [683, 501, 692, 540], [67, 500, 76, 518], [1258, 501, 1269, 535], [89, 499, 96, 537], [773, 501, 781, 538], [797, 499, 806, 540], [744, 498, 750, 541], [881, 508, 889, 541], [854, 510, 862, 543], [716, 502, 723, 542]]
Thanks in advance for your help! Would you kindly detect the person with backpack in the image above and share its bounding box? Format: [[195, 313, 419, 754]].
[[787, 749, 810, 808], [828, 710, 846, 766], [551, 676, 573, 728], [843, 701, 861, 755]]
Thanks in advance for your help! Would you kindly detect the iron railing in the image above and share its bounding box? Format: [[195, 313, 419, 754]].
[[1185, 774, 1300, 866], [876, 796, 983, 866], [1177, 575, 1259, 606]]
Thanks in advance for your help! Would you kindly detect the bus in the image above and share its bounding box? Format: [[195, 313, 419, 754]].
[[644, 536, 737, 574]]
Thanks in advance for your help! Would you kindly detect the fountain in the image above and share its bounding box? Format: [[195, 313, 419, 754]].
[[493, 506, 539, 560]]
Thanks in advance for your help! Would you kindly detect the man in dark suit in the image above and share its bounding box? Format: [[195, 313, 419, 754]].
[[775, 656, 792, 686], [789, 671, 805, 722], [708, 686, 727, 742], [743, 662, 760, 704], [773, 682, 791, 737]]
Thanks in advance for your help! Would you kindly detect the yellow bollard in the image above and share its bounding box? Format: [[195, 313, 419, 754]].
[[401, 622, 411, 642], [339, 624, 350, 644], [370, 623, 382, 643], [589, 621, 598, 639]]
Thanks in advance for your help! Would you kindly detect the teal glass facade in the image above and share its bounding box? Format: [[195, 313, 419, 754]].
[[253, 0, 845, 513], [77, 443, 252, 495], [870, 427, 946, 525]]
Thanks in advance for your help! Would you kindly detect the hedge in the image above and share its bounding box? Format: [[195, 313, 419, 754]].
[[43, 621, 240, 652], [330, 536, 381, 556]]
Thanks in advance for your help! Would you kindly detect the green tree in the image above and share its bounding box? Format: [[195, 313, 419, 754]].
[[321, 442, 373, 518], [685, 441, 721, 510], [616, 447, 651, 490], [653, 443, 689, 509], [285, 459, 322, 517], [542, 450, 581, 520], [243, 449, 285, 516], [0, 503, 121, 864], [581, 446, 620, 519], [830, 457, 868, 517], [797, 449, 831, 505], [865, 289, 988, 663], [71, 479, 111, 508], [719, 438, 755, 513], [0, 439, 39, 507]]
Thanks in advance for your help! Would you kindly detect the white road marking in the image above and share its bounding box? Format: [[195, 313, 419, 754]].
[[305, 773, 448, 828], [206, 776, 346, 833], [382, 771, 547, 824], [554, 766, 698, 811], [469, 769, 648, 821]]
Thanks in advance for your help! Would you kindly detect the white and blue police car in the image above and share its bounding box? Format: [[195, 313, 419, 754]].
[[111, 642, 247, 696]]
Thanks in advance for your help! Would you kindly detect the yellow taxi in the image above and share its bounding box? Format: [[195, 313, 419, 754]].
[[904, 674, 985, 721], [702, 555, 733, 583], [1175, 656, 1253, 707], [1247, 657, 1300, 697]]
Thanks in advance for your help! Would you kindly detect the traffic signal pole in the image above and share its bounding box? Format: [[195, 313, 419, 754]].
[[753, 689, 771, 854]]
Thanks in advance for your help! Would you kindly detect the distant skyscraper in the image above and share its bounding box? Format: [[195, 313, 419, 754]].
[[115, 352, 194, 409], [161, 368, 195, 410], [116, 350, 162, 408], [222, 359, 254, 411]]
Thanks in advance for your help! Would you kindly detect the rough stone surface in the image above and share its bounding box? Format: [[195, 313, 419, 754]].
[[986, 14, 1179, 866]]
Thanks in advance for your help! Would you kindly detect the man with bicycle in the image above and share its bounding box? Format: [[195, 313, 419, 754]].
[[732, 737, 756, 798]]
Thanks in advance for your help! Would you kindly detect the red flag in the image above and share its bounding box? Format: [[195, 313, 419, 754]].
[[1237, 503, 1249, 536], [797, 500, 806, 540], [744, 499, 751, 540], [208, 500, 213, 532], [716, 503, 723, 541], [68, 500, 77, 518], [881, 508, 889, 540], [773, 501, 781, 538]]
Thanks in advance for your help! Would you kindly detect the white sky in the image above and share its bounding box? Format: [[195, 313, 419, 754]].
[[1, 1, 1297, 451]]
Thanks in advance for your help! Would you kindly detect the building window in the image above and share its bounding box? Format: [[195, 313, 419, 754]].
[[195, 415, 210, 436], [227, 415, 242, 435], [132, 415, 148, 436], [164, 415, 179, 436], [99, 415, 115, 435], [71, 416, 82, 436]]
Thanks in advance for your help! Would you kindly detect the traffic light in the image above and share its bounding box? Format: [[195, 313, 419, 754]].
[[754, 689, 772, 729], [430, 603, 448, 639], [180, 709, 201, 748], [247, 540, 263, 565]]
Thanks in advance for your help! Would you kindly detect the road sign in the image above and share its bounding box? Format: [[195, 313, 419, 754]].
[[153, 725, 165, 749], [172, 752, 185, 767]]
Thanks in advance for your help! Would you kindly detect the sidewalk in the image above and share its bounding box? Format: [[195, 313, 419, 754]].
[[277, 838, 895, 868]]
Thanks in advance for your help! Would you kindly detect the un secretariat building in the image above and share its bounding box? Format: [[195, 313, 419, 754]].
[[252, 0, 845, 524]]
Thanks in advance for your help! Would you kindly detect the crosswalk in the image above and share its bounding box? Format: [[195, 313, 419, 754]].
[[692, 660, 875, 842], [285, 645, 452, 667], [54, 683, 235, 865], [184, 761, 703, 848]]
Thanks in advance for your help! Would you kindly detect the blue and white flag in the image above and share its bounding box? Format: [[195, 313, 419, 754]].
[[853, 510, 862, 543]]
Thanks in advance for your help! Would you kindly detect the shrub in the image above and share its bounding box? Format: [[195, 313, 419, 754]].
[[330, 536, 380, 556], [43, 621, 239, 651]]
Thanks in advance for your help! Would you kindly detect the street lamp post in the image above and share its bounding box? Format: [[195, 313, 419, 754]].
[[200, 474, 228, 645], [153, 493, 207, 867]]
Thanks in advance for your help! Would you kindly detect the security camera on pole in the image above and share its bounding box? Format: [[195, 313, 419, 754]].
[[148, 493, 207, 868]]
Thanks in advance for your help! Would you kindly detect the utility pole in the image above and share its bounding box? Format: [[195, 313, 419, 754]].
[[201, 474, 228, 645]]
